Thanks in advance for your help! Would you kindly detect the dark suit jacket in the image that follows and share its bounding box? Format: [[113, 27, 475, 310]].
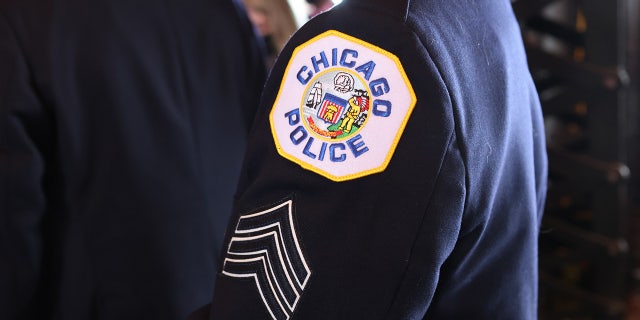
[[0, 0, 266, 319], [205, 0, 547, 319]]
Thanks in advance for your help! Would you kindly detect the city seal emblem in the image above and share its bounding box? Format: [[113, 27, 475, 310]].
[[270, 30, 416, 181]]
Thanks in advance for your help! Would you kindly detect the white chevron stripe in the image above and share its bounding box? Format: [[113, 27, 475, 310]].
[[234, 200, 311, 288], [222, 199, 311, 320], [223, 256, 289, 320], [227, 232, 299, 311]]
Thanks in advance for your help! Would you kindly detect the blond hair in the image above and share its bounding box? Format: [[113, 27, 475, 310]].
[[243, 0, 298, 54]]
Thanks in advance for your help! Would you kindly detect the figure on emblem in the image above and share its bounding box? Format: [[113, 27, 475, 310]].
[[306, 81, 323, 109], [338, 96, 362, 133], [333, 72, 354, 93], [317, 93, 347, 125], [322, 105, 339, 123], [337, 90, 369, 134]]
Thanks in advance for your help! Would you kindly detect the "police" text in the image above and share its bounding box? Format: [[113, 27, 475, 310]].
[[284, 109, 369, 162]]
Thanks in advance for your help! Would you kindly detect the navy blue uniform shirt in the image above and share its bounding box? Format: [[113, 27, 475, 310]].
[[204, 0, 548, 319], [213, 0, 548, 319], [0, 0, 266, 319]]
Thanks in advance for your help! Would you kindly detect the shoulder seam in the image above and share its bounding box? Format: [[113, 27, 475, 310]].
[[400, 19, 470, 217]]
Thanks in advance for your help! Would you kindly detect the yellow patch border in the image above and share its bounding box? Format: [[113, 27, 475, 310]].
[[269, 30, 417, 182]]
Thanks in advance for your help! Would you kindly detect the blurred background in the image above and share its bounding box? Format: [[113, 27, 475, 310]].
[[246, 0, 640, 319], [514, 0, 640, 319]]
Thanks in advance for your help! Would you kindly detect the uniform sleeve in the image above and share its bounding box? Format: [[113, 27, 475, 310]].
[[0, 12, 50, 320], [207, 4, 466, 320]]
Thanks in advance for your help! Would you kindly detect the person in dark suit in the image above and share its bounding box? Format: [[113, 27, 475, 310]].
[[0, 0, 265, 319], [198, 0, 548, 319]]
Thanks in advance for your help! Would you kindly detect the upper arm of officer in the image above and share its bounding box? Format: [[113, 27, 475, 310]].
[[209, 4, 466, 319]]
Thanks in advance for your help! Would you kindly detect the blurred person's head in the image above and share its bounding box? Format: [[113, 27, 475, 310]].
[[243, 0, 298, 55], [245, 3, 270, 36], [306, 0, 334, 18]]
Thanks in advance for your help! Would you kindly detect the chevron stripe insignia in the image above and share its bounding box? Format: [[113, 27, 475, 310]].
[[222, 199, 311, 320]]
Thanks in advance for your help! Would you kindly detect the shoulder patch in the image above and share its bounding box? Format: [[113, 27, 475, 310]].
[[270, 30, 416, 182]]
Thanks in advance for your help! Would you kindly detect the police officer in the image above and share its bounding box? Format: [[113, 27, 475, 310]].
[[204, 0, 547, 318], [0, 0, 266, 319]]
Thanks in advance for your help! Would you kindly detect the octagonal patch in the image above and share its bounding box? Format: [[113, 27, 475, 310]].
[[270, 30, 416, 182]]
